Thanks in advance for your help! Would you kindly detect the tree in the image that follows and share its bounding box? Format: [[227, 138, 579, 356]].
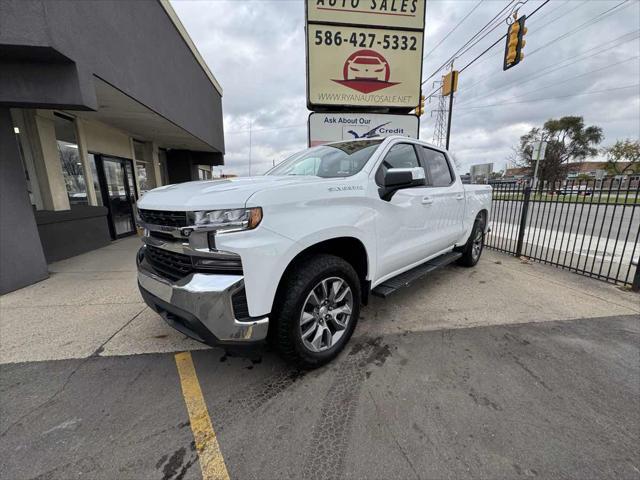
[[515, 116, 603, 187], [603, 139, 640, 175]]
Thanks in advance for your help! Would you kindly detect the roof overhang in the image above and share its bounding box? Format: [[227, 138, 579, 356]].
[[71, 77, 217, 152]]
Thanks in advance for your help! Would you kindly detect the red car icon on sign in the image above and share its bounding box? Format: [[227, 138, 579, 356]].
[[347, 56, 387, 81], [333, 49, 399, 94]]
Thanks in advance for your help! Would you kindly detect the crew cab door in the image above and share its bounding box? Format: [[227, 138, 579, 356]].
[[373, 142, 433, 281], [417, 145, 466, 250]]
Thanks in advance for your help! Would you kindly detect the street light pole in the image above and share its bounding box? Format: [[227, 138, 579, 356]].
[[248, 118, 252, 177]]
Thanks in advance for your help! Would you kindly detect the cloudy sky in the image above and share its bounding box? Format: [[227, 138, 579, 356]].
[[171, 0, 640, 175]]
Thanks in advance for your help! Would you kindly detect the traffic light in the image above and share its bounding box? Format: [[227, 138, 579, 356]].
[[415, 95, 426, 116], [503, 15, 527, 70]]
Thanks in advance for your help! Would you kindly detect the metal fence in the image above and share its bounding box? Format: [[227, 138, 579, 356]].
[[485, 179, 640, 290]]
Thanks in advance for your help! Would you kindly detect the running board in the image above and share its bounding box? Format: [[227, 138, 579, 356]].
[[371, 251, 463, 298]]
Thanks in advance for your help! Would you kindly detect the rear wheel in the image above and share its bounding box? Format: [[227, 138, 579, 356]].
[[457, 217, 485, 267], [273, 254, 361, 368]]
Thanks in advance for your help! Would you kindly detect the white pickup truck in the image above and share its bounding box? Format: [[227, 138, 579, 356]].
[[136, 136, 492, 366]]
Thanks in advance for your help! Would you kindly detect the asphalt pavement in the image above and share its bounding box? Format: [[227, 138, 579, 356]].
[[491, 200, 639, 244], [1, 315, 639, 479]]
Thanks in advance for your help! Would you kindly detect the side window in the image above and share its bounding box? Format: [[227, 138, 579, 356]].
[[375, 143, 422, 185], [422, 147, 454, 187]]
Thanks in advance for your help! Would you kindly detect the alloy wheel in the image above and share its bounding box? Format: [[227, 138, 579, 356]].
[[299, 277, 354, 353], [472, 227, 484, 261]]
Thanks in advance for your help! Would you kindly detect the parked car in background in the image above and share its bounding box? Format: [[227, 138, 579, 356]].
[[557, 185, 593, 196]]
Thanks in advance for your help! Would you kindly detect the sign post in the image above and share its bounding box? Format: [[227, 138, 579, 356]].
[[531, 139, 547, 190]]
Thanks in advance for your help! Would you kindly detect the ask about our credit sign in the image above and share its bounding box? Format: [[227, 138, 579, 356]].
[[307, 0, 426, 30]]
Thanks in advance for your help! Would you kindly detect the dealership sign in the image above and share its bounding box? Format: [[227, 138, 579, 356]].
[[308, 112, 419, 146], [307, 0, 426, 30], [306, 0, 425, 110]]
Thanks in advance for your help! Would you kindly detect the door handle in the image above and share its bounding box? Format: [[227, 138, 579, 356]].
[[422, 196, 433, 205], [456, 194, 465, 201]]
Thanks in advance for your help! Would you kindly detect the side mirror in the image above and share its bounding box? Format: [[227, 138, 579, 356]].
[[380, 167, 425, 200]]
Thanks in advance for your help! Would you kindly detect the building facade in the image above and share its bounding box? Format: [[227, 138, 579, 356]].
[[0, 0, 224, 294]]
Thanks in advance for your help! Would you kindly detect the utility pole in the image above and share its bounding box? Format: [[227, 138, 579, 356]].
[[248, 118, 252, 177], [445, 69, 455, 150], [441, 66, 458, 150]]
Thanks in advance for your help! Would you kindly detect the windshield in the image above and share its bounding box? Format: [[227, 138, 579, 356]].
[[266, 140, 383, 178]]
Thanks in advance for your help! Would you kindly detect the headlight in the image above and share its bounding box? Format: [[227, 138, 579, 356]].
[[192, 207, 262, 233]]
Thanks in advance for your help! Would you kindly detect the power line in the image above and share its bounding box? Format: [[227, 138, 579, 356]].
[[528, 0, 589, 33], [456, 31, 640, 106], [461, 29, 639, 94], [472, 56, 639, 104], [442, 0, 518, 60], [525, 0, 570, 26], [423, 0, 485, 60], [448, 0, 588, 85], [457, 0, 551, 75], [455, 84, 639, 110], [424, 0, 551, 96], [456, 1, 637, 97], [422, 0, 519, 84], [528, 0, 632, 56]]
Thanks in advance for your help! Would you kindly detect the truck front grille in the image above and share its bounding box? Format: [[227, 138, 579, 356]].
[[143, 245, 243, 282], [145, 245, 194, 281], [139, 209, 188, 228]]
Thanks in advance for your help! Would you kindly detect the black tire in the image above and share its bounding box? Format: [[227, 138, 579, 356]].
[[273, 254, 361, 368], [457, 217, 485, 267]]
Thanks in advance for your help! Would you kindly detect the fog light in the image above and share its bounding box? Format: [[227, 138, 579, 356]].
[[136, 246, 145, 265]]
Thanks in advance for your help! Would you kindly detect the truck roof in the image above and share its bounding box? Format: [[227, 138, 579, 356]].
[[325, 135, 447, 153]]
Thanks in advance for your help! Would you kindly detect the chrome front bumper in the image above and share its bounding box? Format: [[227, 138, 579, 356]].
[[137, 262, 269, 346]]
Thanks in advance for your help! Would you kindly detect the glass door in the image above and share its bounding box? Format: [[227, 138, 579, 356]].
[[96, 156, 137, 239]]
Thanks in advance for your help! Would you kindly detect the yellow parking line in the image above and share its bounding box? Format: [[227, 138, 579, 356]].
[[175, 352, 230, 480]]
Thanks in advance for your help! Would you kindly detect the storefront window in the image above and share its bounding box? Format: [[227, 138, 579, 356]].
[[54, 113, 88, 206], [88, 154, 103, 206], [133, 140, 155, 195], [136, 162, 155, 195], [198, 166, 212, 180]]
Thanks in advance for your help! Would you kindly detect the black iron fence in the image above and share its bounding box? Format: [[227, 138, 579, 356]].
[[485, 179, 640, 290]]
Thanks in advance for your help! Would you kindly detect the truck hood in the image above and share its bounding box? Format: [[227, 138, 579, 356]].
[[137, 176, 322, 211]]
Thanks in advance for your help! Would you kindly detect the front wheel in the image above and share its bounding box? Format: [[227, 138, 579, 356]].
[[457, 217, 485, 267], [273, 254, 361, 368]]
